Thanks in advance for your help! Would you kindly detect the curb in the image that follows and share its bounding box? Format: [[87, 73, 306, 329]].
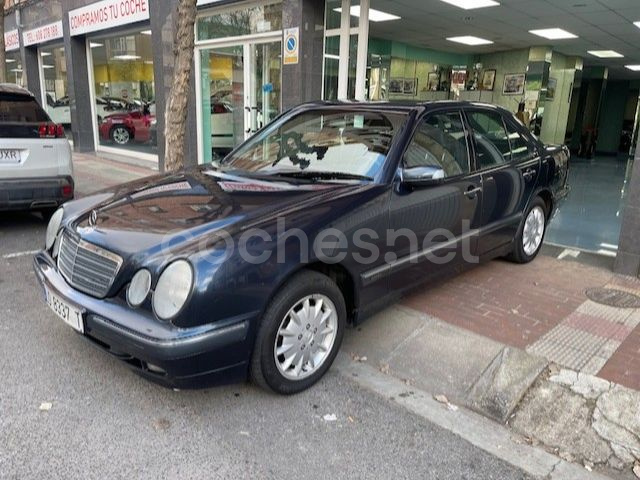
[[334, 353, 611, 480]]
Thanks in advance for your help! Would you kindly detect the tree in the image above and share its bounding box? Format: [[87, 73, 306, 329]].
[[0, 2, 6, 84], [164, 0, 198, 172]]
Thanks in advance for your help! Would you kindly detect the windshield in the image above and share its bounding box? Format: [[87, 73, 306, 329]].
[[220, 109, 407, 180]]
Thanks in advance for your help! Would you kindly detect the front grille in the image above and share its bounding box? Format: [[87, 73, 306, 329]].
[[57, 231, 123, 298]]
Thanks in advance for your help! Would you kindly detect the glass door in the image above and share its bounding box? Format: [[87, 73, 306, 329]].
[[248, 40, 282, 135], [199, 39, 281, 164]]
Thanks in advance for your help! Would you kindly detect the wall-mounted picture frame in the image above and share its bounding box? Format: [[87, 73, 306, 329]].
[[389, 78, 403, 94], [427, 72, 440, 92], [547, 77, 557, 101], [503, 73, 526, 95], [403, 77, 417, 95], [481, 69, 496, 91]]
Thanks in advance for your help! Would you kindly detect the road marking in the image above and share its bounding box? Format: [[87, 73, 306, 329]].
[[335, 353, 608, 480], [2, 249, 40, 259]]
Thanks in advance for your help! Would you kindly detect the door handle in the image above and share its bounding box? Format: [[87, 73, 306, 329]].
[[464, 186, 482, 199], [523, 169, 536, 181]]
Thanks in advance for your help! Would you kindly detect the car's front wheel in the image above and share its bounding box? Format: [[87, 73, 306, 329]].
[[251, 270, 346, 394], [110, 126, 131, 145], [508, 197, 547, 263]]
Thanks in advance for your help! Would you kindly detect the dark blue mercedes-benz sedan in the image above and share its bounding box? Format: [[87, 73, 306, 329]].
[[34, 101, 569, 394]]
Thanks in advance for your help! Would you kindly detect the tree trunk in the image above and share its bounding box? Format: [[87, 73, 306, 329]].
[[163, 0, 197, 172], [0, 4, 6, 84]]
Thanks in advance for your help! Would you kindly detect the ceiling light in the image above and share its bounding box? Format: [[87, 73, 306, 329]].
[[626, 65, 640, 71], [439, 0, 499, 9], [588, 50, 624, 58], [447, 35, 494, 46], [333, 6, 401, 22], [5, 58, 16, 63], [10, 68, 23, 72], [634, 21, 640, 29], [40, 52, 52, 57], [90, 42, 103, 48], [112, 54, 142, 60], [141, 30, 152, 35], [42, 65, 54, 69], [529, 28, 578, 40]]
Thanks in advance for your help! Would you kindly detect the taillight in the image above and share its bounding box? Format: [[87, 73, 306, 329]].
[[39, 123, 66, 138], [61, 184, 73, 198]]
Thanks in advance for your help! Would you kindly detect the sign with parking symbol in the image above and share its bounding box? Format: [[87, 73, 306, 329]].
[[283, 27, 299, 65]]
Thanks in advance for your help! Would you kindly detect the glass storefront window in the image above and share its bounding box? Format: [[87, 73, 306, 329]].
[[5, 52, 24, 87], [41, 45, 71, 137], [90, 30, 157, 155], [323, 35, 358, 101], [197, 2, 282, 42], [324, 0, 360, 30]]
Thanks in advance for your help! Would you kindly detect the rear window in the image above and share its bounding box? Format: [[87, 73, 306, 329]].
[[0, 93, 50, 123]]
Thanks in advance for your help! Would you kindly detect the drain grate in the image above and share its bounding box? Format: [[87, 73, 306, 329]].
[[585, 287, 640, 309]]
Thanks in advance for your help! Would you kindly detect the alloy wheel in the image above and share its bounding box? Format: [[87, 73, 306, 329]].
[[112, 127, 130, 144], [274, 294, 338, 381], [523, 205, 545, 256]]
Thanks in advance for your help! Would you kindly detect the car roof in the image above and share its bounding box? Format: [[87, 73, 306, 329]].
[[0, 83, 35, 97], [299, 100, 512, 116]]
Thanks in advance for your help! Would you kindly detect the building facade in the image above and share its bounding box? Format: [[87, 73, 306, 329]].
[[3, 0, 640, 277]]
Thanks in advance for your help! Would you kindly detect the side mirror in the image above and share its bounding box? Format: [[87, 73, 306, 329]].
[[401, 166, 446, 187]]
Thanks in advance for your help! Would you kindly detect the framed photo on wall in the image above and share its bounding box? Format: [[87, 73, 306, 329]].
[[481, 69, 496, 91], [547, 77, 557, 101], [403, 78, 417, 95], [389, 78, 403, 94], [503, 73, 526, 95], [427, 72, 439, 91]]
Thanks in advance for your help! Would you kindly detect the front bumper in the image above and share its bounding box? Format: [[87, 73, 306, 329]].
[[33, 251, 255, 389], [0, 175, 73, 211]]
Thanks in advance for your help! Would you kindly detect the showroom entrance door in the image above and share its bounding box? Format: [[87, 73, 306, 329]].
[[198, 38, 282, 164]]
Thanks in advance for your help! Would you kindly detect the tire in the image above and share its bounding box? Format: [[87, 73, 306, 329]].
[[250, 270, 346, 394], [110, 126, 131, 145], [507, 197, 547, 264]]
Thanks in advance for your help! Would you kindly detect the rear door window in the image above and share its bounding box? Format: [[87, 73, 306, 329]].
[[0, 93, 50, 123], [467, 110, 511, 170]]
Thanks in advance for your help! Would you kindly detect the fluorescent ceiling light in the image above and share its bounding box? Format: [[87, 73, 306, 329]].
[[447, 35, 493, 46], [439, 0, 499, 9], [333, 6, 401, 22], [10, 68, 23, 72], [588, 50, 623, 58], [42, 65, 54, 69], [634, 21, 640, 29], [40, 52, 52, 57], [529, 28, 577, 40], [626, 65, 640, 71], [324, 53, 340, 60], [141, 30, 152, 35], [90, 42, 103, 48], [112, 54, 141, 60], [5, 58, 16, 63]]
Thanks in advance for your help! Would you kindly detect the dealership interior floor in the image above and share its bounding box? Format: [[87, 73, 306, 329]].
[[546, 155, 633, 256]]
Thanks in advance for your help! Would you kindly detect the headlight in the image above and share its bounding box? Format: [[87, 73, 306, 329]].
[[45, 208, 64, 251], [152, 260, 193, 320], [127, 269, 151, 307]]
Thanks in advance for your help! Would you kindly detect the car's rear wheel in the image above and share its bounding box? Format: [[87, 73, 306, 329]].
[[508, 197, 547, 264], [111, 126, 131, 145], [250, 270, 346, 394]]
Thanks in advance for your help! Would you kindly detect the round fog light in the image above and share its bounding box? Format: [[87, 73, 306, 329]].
[[127, 269, 152, 307]]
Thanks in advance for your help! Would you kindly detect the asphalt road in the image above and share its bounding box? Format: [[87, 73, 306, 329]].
[[0, 168, 533, 480]]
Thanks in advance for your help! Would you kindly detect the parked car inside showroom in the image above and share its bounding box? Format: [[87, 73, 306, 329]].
[[34, 101, 569, 394], [0, 84, 74, 213], [99, 108, 156, 145]]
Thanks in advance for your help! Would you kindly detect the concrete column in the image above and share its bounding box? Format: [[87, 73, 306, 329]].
[[61, 12, 95, 152], [150, 1, 198, 171], [615, 137, 640, 277], [281, 0, 325, 110], [24, 46, 42, 103]]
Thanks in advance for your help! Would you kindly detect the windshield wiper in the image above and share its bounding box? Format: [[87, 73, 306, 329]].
[[269, 171, 373, 182]]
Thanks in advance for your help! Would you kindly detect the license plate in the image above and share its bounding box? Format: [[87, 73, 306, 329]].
[[0, 149, 20, 164], [44, 285, 84, 333]]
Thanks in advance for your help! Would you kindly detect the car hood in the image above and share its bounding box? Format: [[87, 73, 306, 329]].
[[68, 167, 375, 258]]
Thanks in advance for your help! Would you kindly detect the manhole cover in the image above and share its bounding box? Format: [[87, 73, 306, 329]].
[[585, 287, 640, 309]]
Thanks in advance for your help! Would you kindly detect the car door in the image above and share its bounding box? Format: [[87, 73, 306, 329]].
[[465, 108, 539, 256], [386, 109, 484, 289]]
